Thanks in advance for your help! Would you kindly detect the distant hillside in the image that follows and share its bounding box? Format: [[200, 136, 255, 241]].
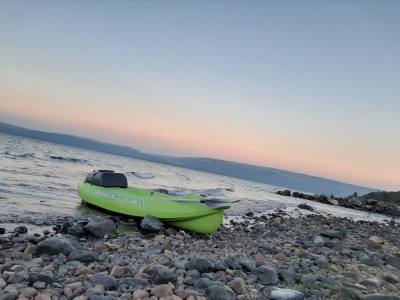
[[0, 121, 377, 196]]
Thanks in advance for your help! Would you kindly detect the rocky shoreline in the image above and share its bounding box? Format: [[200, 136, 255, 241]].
[[275, 190, 400, 218], [1, 210, 400, 300]]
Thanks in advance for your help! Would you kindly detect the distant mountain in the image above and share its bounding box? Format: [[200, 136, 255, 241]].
[[0, 121, 377, 196]]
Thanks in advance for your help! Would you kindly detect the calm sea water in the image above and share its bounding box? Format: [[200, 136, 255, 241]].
[[0, 133, 391, 222]]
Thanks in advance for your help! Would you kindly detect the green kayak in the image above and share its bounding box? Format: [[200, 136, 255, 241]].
[[77, 170, 231, 234]]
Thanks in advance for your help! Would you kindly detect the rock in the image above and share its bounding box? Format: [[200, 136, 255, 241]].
[[378, 272, 399, 284], [359, 295, 400, 300], [32, 281, 46, 289], [0, 277, 6, 288], [277, 190, 291, 197], [34, 294, 51, 300], [67, 224, 86, 237], [327, 198, 339, 205], [320, 230, 346, 240], [385, 254, 400, 269], [0, 227, 5, 234], [0, 292, 18, 300], [227, 277, 246, 294], [89, 273, 116, 290], [8, 272, 27, 284], [36, 237, 77, 256], [29, 272, 53, 284], [193, 278, 217, 291], [237, 257, 257, 272], [185, 257, 215, 273], [151, 284, 173, 298], [313, 235, 324, 247], [245, 211, 254, 217], [13, 225, 28, 235], [85, 218, 117, 237], [109, 265, 125, 278], [140, 216, 164, 232], [301, 274, 318, 285], [24, 244, 37, 255], [132, 289, 149, 300], [147, 265, 177, 284], [20, 287, 38, 298], [365, 199, 378, 205], [361, 277, 382, 289], [254, 266, 278, 285], [298, 204, 314, 211], [69, 249, 98, 263], [205, 285, 236, 300], [65, 282, 83, 292], [369, 235, 384, 244], [89, 296, 117, 300], [270, 288, 304, 300], [349, 197, 363, 207]]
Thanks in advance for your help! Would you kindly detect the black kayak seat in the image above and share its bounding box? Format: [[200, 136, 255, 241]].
[[85, 170, 128, 188]]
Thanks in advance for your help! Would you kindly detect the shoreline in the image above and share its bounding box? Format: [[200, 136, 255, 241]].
[[1, 208, 400, 300]]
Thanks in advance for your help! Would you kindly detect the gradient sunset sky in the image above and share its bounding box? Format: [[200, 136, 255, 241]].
[[1, 1, 399, 190]]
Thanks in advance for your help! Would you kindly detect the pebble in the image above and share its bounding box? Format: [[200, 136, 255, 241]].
[[89, 273, 116, 290], [369, 235, 385, 244], [151, 284, 173, 298], [34, 294, 51, 300], [18, 287, 37, 298], [270, 288, 304, 300], [227, 277, 246, 294], [205, 285, 236, 300], [84, 218, 117, 238], [132, 289, 149, 300], [109, 265, 125, 278], [185, 257, 215, 273], [254, 266, 278, 285]]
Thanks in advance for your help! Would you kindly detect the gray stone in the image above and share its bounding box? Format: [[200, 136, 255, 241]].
[[29, 272, 53, 284], [85, 218, 117, 237], [361, 277, 382, 289], [312, 235, 324, 247], [205, 285, 236, 300], [298, 204, 314, 211], [147, 265, 177, 284], [270, 288, 304, 300], [90, 296, 117, 300], [360, 295, 400, 300], [69, 249, 98, 263], [36, 237, 77, 256], [67, 224, 86, 237], [193, 278, 217, 292], [7, 272, 27, 284], [301, 274, 318, 284], [0, 292, 18, 300], [140, 216, 163, 232], [237, 257, 257, 272], [320, 230, 346, 240], [385, 254, 400, 269], [89, 273, 116, 290], [185, 257, 215, 273], [254, 266, 278, 285]]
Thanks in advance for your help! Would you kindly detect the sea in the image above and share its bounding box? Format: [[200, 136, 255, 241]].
[[0, 133, 391, 223]]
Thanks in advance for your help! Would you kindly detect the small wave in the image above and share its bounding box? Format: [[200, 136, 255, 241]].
[[128, 171, 154, 179], [199, 188, 234, 197], [49, 156, 88, 164], [16, 153, 35, 158]]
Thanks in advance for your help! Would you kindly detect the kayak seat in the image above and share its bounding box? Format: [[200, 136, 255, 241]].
[[85, 170, 128, 188]]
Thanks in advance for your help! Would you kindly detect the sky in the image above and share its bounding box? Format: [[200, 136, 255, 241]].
[[0, 1, 399, 190]]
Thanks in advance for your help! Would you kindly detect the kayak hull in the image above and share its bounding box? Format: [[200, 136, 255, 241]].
[[77, 182, 227, 234]]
